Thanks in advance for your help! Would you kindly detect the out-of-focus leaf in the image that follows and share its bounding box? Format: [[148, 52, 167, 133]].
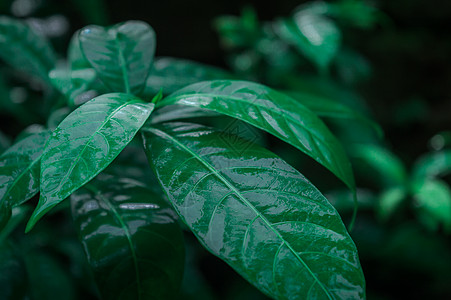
[[329, 0, 382, 29], [159, 80, 355, 191], [0, 130, 50, 229], [13, 124, 47, 143], [143, 122, 365, 299], [412, 179, 451, 233], [26, 94, 154, 231], [71, 176, 185, 300], [69, 0, 109, 25], [276, 7, 341, 72], [351, 144, 407, 188], [0, 241, 28, 300], [412, 150, 451, 181], [325, 188, 376, 213], [79, 21, 156, 95], [334, 48, 372, 85], [429, 131, 451, 151], [0, 16, 56, 83], [47, 107, 71, 130], [287, 90, 382, 137], [144, 57, 234, 96], [0, 131, 11, 154], [377, 187, 407, 222]]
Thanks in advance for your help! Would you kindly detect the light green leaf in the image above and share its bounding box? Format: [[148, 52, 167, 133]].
[[158, 80, 355, 191], [79, 21, 156, 95], [412, 150, 451, 182], [377, 187, 407, 222], [0, 16, 56, 83], [26, 93, 154, 231], [144, 57, 234, 96], [0, 130, 50, 229], [71, 176, 185, 300], [143, 122, 365, 299]]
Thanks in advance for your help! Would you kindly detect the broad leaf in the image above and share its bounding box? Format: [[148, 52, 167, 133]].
[[0, 16, 56, 83], [143, 122, 365, 299], [150, 105, 218, 124], [144, 57, 233, 96], [71, 176, 185, 299], [275, 7, 341, 72], [158, 80, 355, 191], [26, 93, 154, 231], [0, 130, 50, 229], [286, 91, 382, 137], [79, 21, 156, 95]]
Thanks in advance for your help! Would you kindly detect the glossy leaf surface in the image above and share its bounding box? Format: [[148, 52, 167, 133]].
[[26, 93, 154, 231], [158, 80, 355, 190], [0, 16, 56, 82], [145, 57, 233, 96], [79, 21, 156, 95], [71, 176, 185, 300], [143, 122, 365, 299], [0, 131, 50, 229]]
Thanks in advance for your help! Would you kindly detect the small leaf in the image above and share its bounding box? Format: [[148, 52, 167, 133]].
[[144, 57, 234, 96], [71, 176, 185, 300], [79, 21, 156, 95], [412, 179, 451, 233], [143, 122, 365, 299], [0, 16, 56, 83], [26, 93, 154, 231], [158, 80, 355, 191], [275, 7, 341, 72], [0, 130, 50, 229], [412, 150, 451, 182], [351, 144, 407, 188], [377, 187, 407, 222]]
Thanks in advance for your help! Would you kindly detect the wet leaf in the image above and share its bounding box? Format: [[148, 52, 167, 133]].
[[71, 176, 185, 300], [143, 122, 365, 299], [158, 80, 355, 191], [0, 16, 56, 83], [79, 21, 156, 95], [0, 130, 50, 229], [26, 93, 154, 231]]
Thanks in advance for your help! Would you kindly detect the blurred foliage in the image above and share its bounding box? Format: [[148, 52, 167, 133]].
[[0, 0, 451, 299]]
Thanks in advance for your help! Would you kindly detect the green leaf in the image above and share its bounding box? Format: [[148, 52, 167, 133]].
[[158, 80, 355, 191], [377, 187, 407, 222], [143, 122, 365, 299], [412, 179, 451, 233], [0, 130, 50, 229], [145, 57, 234, 96], [150, 105, 219, 124], [0, 131, 11, 155], [351, 144, 407, 188], [0, 241, 28, 300], [412, 150, 451, 182], [0, 16, 56, 83], [286, 91, 383, 137], [71, 176, 185, 300], [26, 93, 154, 231], [275, 8, 341, 72], [79, 21, 156, 95]]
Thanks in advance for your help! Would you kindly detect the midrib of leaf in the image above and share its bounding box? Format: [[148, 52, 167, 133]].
[[147, 127, 333, 299], [85, 184, 142, 300], [47, 99, 141, 197], [114, 33, 131, 94], [1, 154, 41, 205], [158, 93, 349, 187]]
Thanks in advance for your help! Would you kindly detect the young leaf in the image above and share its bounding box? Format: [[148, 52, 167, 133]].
[[143, 122, 365, 299], [158, 80, 355, 191], [0, 16, 56, 83], [79, 21, 156, 95], [26, 93, 154, 231], [71, 176, 185, 300], [0, 130, 50, 229], [144, 57, 234, 96]]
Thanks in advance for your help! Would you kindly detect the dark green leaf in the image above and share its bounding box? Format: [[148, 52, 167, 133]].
[[143, 122, 365, 299], [145, 57, 234, 96], [26, 93, 154, 231], [0, 241, 28, 300], [0, 131, 11, 154], [79, 21, 156, 95], [71, 176, 185, 299], [158, 80, 355, 190], [0, 16, 56, 83], [0, 130, 50, 229], [150, 105, 219, 124]]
